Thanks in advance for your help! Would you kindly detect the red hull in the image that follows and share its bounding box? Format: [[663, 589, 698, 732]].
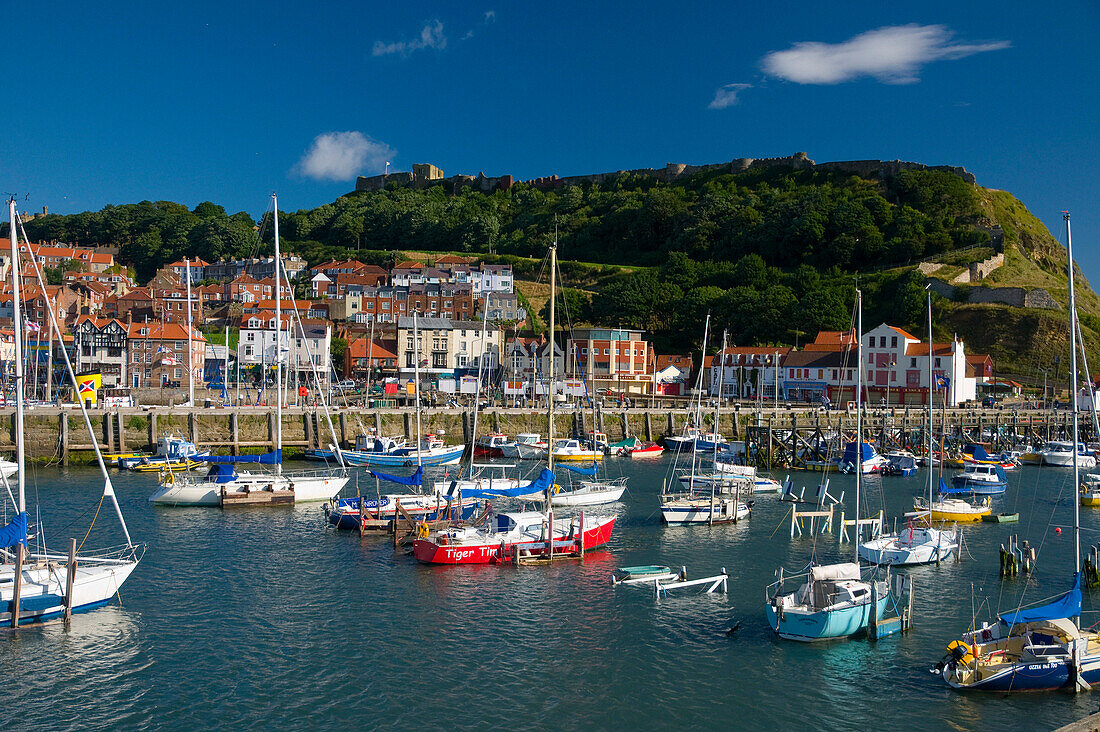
[[412, 518, 616, 564], [473, 446, 503, 458]]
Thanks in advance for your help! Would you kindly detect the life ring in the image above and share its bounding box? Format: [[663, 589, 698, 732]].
[[947, 640, 975, 665], [163, 471, 175, 486]]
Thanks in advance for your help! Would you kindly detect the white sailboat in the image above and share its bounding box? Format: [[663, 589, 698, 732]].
[[860, 290, 958, 565], [149, 193, 349, 506], [766, 289, 890, 641], [1, 199, 142, 625]]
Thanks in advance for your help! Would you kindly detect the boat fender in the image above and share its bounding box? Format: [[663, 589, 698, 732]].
[[164, 471, 175, 486], [417, 523, 430, 539], [947, 640, 974, 665]]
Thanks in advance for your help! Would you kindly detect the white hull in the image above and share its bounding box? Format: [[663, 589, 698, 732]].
[[0, 553, 139, 624], [661, 497, 750, 524], [1044, 452, 1098, 468], [510, 442, 547, 460], [858, 527, 957, 566], [150, 471, 348, 505], [550, 482, 626, 506], [431, 477, 523, 495]]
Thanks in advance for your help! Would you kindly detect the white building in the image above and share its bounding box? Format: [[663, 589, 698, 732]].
[[395, 316, 501, 379], [238, 312, 332, 382]]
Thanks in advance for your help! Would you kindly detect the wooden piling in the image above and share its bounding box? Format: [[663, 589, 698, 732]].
[[63, 537, 76, 624], [189, 411, 198, 444], [59, 413, 69, 466], [149, 412, 158, 450], [644, 412, 652, 441], [339, 412, 348, 446], [303, 412, 313, 450]]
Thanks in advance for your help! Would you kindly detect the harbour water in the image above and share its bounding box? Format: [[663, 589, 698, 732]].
[[4, 457, 1099, 730]]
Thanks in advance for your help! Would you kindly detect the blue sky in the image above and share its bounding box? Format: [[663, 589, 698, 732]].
[[3, 2, 1098, 279]]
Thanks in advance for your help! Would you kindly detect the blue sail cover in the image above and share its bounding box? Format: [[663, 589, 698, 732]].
[[561, 462, 598, 476], [963, 444, 993, 461], [369, 466, 423, 486], [0, 511, 28, 549], [1000, 573, 1082, 625], [939, 477, 971, 495], [841, 442, 874, 464], [461, 468, 555, 499], [201, 450, 282, 465]]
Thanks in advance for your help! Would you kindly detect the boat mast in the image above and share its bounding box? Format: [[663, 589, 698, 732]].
[[547, 237, 556, 474], [272, 194, 283, 474], [413, 311, 422, 471], [689, 314, 711, 483], [223, 323, 229, 402], [8, 199, 25, 528], [1067, 211, 1081, 582], [854, 289, 862, 564], [186, 258, 194, 408], [927, 289, 934, 516]]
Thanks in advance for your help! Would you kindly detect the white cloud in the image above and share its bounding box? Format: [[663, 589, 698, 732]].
[[761, 24, 1010, 84], [708, 83, 752, 109], [372, 20, 447, 57], [294, 131, 396, 182]]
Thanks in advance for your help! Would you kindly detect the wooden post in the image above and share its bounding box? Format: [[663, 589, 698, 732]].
[[403, 412, 411, 439], [492, 410, 500, 433], [644, 412, 652, 441], [63, 537, 76, 624], [267, 411, 275, 450], [303, 412, 313, 451], [149, 412, 158, 450], [10, 543, 22, 628], [189, 411, 198, 445], [104, 411, 115, 453], [374, 410, 382, 435], [339, 412, 348, 446], [667, 411, 674, 436], [231, 411, 239, 456], [60, 413, 69, 466], [619, 411, 628, 439]]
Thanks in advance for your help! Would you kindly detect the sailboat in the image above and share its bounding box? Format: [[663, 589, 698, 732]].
[[148, 193, 349, 506], [938, 211, 1100, 691], [0, 199, 142, 625], [550, 361, 627, 506], [412, 236, 616, 563], [860, 291, 958, 566], [765, 289, 890, 641]]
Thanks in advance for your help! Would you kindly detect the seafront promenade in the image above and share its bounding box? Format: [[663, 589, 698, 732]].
[[0, 402, 1084, 463]]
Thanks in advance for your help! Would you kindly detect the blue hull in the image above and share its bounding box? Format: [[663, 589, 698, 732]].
[[949, 661, 1071, 691], [952, 479, 1007, 495], [341, 446, 464, 467], [765, 596, 889, 642]]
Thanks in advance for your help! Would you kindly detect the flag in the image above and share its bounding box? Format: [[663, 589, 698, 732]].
[[23, 321, 40, 332], [936, 375, 951, 389], [78, 380, 95, 394]]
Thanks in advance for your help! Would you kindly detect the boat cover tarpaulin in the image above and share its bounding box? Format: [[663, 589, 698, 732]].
[[462, 468, 554, 498], [1000, 573, 1082, 625], [841, 442, 874, 463], [561, 462, 598, 476], [963, 444, 993, 460], [369, 466, 423, 487], [201, 450, 282, 465], [0, 511, 28, 549], [811, 562, 861, 582], [939, 478, 970, 495]]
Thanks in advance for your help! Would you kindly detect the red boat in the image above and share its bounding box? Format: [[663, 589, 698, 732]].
[[474, 433, 510, 457], [629, 442, 665, 458], [412, 510, 616, 564]]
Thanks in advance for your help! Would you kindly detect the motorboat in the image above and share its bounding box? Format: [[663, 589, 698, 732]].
[[663, 427, 702, 452], [952, 464, 1008, 495], [412, 510, 615, 564], [474, 433, 510, 458], [1081, 473, 1100, 507], [341, 433, 463, 467], [883, 453, 918, 477], [120, 433, 209, 471], [1040, 441, 1097, 468], [628, 441, 665, 458], [500, 433, 546, 460], [836, 441, 890, 474], [695, 432, 727, 452], [550, 438, 602, 463]]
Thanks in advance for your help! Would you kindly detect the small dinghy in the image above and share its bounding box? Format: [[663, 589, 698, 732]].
[[612, 565, 680, 585], [982, 512, 1019, 523]]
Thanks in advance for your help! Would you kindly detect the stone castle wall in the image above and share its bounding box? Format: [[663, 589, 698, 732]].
[[925, 278, 1060, 311], [354, 153, 976, 195]]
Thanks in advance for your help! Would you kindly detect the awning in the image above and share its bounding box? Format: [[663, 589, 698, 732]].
[[1000, 573, 1082, 625]]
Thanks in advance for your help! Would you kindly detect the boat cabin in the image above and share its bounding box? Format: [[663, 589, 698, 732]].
[[513, 433, 541, 445]]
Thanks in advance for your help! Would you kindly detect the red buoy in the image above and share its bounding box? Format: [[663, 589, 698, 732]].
[[1056, 527, 1062, 534]]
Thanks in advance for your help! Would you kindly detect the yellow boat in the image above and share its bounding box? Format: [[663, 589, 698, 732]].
[[550, 438, 603, 462], [1082, 474, 1100, 506], [131, 458, 205, 474], [102, 451, 148, 467], [913, 497, 992, 522]]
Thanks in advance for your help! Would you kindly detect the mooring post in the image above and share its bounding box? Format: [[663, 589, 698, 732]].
[[59, 413, 69, 466], [117, 412, 126, 453], [339, 412, 348, 446], [63, 537, 76, 624], [644, 412, 652, 441], [230, 411, 239, 456], [149, 412, 158, 450]]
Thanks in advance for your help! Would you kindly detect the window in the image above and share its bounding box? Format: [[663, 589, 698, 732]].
[[880, 336, 887, 347], [935, 358, 941, 367], [604, 349, 610, 355], [910, 358, 916, 368], [891, 336, 897, 348], [245, 346, 253, 357], [174, 368, 182, 378]]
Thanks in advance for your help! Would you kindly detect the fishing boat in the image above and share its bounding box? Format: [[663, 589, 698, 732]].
[[628, 441, 665, 458], [951, 463, 1008, 495], [340, 433, 463, 467], [883, 454, 918, 477], [663, 426, 702, 453], [695, 432, 727, 452], [766, 289, 896, 641], [501, 433, 547, 460], [119, 433, 209, 471], [938, 212, 1100, 691], [1081, 474, 1100, 507], [474, 433, 510, 457], [1, 199, 142, 625]]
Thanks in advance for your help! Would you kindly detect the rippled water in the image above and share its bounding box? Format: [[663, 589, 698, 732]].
[[3, 456, 1099, 730]]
